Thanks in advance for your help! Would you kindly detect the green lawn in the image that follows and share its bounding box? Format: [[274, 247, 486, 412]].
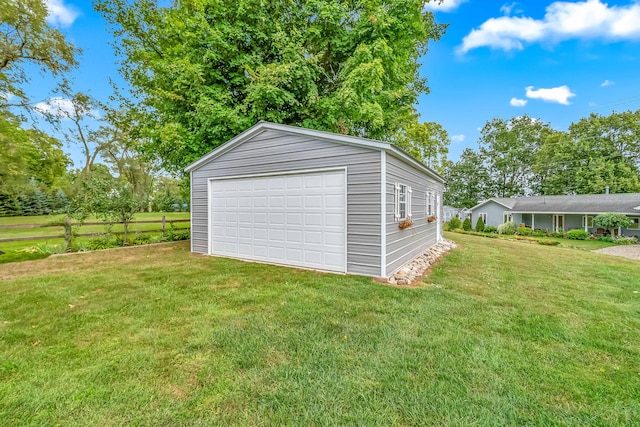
[[1, 234, 639, 425], [0, 212, 190, 252]]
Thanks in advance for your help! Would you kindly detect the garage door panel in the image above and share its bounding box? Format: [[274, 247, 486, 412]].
[[210, 170, 346, 272]]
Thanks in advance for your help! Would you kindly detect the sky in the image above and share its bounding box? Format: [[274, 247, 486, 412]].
[[26, 0, 640, 166]]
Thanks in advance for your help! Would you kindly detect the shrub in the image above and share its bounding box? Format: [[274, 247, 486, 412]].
[[517, 226, 532, 236], [614, 235, 638, 245], [595, 236, 614, 243], [462, 218, 472, 231], [484, 226, 498, 233], [22, 243, 66, 255], [87, 236, 115, 250], [538, 239, 560, 246], [448, 217, 462, 230], [475, 217, 485, 232], [549, 232, 565, 238], [497, 221, 516, 235], [566, 229, 590, 240], [133, 234, 153, 245], [531, 230, 547, 237], [594, 213, 632, 235]]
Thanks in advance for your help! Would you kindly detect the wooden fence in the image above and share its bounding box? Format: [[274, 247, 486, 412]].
[[0, 217, 190, 243]]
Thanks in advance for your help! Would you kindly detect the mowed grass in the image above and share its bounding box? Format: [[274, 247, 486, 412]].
[[1, 234, 639, 425]]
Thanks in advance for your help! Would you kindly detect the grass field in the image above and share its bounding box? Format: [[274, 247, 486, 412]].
[[0, 212, 190, 253], [1, 233, 639, 425]]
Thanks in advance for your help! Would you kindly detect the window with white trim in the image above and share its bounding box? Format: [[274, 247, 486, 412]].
[[426, 191, 434, 216], [628, 217, 640, 230], [503, 212, 513, 223], [394, 183, 412, 221], [479, 213, 487, 223], [582, 215, 594, 228]]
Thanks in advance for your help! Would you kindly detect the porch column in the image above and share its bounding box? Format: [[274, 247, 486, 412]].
[[619, 226, 622, 237], [584, 214, 588, 232], [532, 214, 535, 230]]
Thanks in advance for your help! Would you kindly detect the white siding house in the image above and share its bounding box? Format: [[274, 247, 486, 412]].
[[186, 121, 445, 278]]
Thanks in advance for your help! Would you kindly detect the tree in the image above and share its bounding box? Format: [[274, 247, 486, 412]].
[[395, 121, 450, 174], [443, 148, 490, 207], [83, 176, 143, 246], [0, 111, 70, 215], [95, 0, 447, 172], [0, 0, 78, 110], [536, 110, 640, 195], [594, 213, 632, 236], [475, 216, 484, 232], [479, 115, 552, 197]]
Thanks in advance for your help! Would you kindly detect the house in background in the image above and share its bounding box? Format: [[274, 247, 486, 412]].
[[443, 206, 471, 222], [469, 193, 640, 237], [186, 121, 445, 278]]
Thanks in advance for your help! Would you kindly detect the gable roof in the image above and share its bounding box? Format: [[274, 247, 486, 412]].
[[471, 194, 640, 215], [184, 121, 445, 183]]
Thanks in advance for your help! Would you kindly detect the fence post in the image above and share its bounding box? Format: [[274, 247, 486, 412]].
[[162, 215, 166, 237], [64, 216, 72, 251]]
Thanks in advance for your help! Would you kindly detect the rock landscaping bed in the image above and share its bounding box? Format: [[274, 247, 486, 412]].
[[388, 239, 457, 286]]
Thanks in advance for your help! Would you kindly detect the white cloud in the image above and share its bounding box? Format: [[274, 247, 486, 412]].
[[525, 85, 575, 105], [601, 79, 614, 87], [588, 101, 597, 107], [34, 97, 76, 117], [499, 2, 523, 16], [425, 0, 467, 12], [458, 0, 640, 54], [45, 0, 80, 27], [451, 134, 465, 142], [510, 97, 528, 107]]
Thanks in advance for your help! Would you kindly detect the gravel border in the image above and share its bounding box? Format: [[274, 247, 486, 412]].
[[387, 239, 457, 286]]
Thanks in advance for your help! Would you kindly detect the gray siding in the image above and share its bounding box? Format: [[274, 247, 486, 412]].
[[471, 201, 512, 228], [385, 154, 444, 275], [191, 128, 382, 276]]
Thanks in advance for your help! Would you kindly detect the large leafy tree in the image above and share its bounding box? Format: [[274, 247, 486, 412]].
[[536, 110, 640, 195], [395, 121, 449, 174], [0, 0, 78, 110], [479, 115, 552, 197], [96, 0, 446, 173], [443, 148, 490, 208]]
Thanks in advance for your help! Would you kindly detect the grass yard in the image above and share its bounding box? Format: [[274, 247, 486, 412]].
[[0, 212, 190, 253], [1, 234, 639, 425]]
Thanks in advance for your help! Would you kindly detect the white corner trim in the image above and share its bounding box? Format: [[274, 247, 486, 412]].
[[190, 170, 193, 253], [380, 150, 387, 278]]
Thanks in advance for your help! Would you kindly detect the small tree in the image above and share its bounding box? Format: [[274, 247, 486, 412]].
[[475, 216, 485, 232], [462, 217, 472, 231], [594, 213, 632, 236], [448, 216, 462, 230], [84, 177, 143, 246]]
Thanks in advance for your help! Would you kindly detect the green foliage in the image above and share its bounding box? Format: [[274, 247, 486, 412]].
[[0, 250, 49, 264], [595, 236, 614, 243], [95, 0, 447, 173], [549, 232, 565, 238], [447, 216, 462, 230], [484, 225, 498, 233], [516, 226, 532, 236], [81, 176, 144, 246], [497, 221, 517, 235], [462, 218, 472, 231], [444, 148, 489, 207], [474, 216, 485, 232], [566, 229, 590, 240], [531, 230, 547, 237], [395, 121, 450, 174], [0, 0, 78, 110], [163, 224, 190, 242], [537, 239, 560, 246], [613, 235, 638, 245], [594, 213, 632, 234]]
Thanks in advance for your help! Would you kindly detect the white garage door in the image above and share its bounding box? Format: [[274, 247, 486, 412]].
[[210, 170, 346, 272]]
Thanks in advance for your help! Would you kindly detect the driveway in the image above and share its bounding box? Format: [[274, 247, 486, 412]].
[[593, 245, 640, 260]]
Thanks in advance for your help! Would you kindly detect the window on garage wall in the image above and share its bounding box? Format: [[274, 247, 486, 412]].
[[395, 183, 411, 221]]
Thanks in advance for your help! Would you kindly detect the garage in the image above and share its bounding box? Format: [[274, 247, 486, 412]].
[[209, 169, 346, 272]]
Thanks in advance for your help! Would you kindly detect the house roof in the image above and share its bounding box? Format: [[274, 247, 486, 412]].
[[184, 121, 445, 183], [471, 194, 640, 215]]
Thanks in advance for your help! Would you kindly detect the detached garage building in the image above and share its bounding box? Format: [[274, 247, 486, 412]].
[[185, 122, 444, 278]]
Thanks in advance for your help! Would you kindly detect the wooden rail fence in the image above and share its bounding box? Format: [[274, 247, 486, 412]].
[[0, 217, 190, 243]]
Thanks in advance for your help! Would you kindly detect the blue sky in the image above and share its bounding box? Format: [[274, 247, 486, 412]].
[[28, 0, 640, 165]]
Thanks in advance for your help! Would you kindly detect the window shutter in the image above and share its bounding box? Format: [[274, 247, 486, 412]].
[[394, 183, 400, 220], [407, 186, 412, 218]]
